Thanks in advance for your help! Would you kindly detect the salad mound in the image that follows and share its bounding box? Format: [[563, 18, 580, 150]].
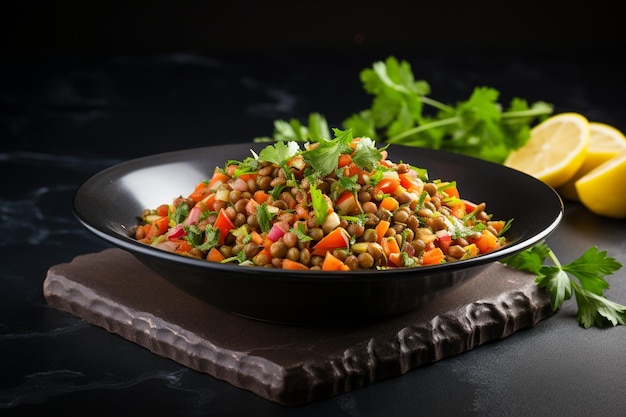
[[132, 129, 510, 271]]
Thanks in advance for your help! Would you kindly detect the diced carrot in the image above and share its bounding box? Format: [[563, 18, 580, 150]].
[[253, 247, 273, 265], [463, 243, 479, 258], [322, 251, 350, 271], [473, 229, 500, 253], [238, 173, 258, 182], [388, 252, 403, 267], [250, 230, 265, 246], [438, 182, 459, 199], [207, 171, 230, 190], [488, 220, 506, 234], [374, 220, 390, 244], [188, 181, 211, 203], [199, 192, 216, 211], [379, 196, 399, 212], [450, 202, 466, 219], [421, 247, 445, 265], [253, 190, 270, 204], [206, 247, 226, 263], [178, 240, 193, 253], [310, 227, 350, 256], [153, 215, 169, 236], [145, 216, 169, 240], [282, 258, 310, 270], [262, 236, 274, 250], [381, 236, 401, 257]]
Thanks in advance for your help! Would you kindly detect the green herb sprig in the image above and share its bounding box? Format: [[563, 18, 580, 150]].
[[502, 243, 624, 328]]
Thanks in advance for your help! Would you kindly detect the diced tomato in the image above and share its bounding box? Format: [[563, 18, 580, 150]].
[[156, 204, 169, 217], [463, 199, 478, 213], [335, 191, 358, 215], [343, 163, 368, 185], [436, 230, 452, 253], [338, 153, 353, 168], [214, 208, 236, 245], [375, 178, 400, 196], [399, 172, 423, 194], [207, 171, 230, 191]]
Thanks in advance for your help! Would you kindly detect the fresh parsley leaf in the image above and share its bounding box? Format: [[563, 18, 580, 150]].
[[257, 141, 301, 166], [290, 223, 313, 243], [302, 138, 349, 178], [256, 203, 275, 233], [171, 202, 189, 224], [502, 243, 624, 329], [352, 137, 385, 171], [184, 224, 220, 252], [308, 181, 328, 226]]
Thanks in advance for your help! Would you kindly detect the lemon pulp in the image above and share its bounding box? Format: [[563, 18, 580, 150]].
[[504, 112, 589, 189], [557, 122, 626, 200], [575, 151, 626, 219]]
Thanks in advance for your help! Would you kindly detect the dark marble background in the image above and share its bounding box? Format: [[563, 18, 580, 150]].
[[2, 2, 625, 416]]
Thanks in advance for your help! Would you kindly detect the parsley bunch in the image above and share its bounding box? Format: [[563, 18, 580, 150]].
[[256, 56, 554, 164]]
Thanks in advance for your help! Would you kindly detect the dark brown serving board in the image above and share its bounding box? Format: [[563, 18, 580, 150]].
[[43, 248, 553, 406]]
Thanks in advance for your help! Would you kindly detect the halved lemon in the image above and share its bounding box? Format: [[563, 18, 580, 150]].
[[504, 112, 589, 188], [575, 151, 626, 219], [557, 122, 626, 200]]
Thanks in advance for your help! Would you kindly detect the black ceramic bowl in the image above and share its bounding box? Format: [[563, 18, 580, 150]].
[[73, 143, 563, 324]]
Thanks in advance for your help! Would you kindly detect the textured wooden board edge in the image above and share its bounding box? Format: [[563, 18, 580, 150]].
[[43, 249, 554, 406]]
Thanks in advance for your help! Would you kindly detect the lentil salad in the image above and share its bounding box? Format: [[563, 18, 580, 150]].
[[132, 130, 511, 271]]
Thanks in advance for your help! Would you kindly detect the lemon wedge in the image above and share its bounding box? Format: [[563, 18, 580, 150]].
[[557, 122, 626, 200], [575, 151, 626, 219], [504, 112, 589, 188]]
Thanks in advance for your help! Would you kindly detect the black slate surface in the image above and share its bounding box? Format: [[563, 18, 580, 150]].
[[44, 248, 553, 405]]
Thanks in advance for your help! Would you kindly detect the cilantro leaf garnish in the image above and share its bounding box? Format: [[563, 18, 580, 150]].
[[256, 203, 275, 233], [308, 181, 328, 225], [301, 129, 353, 177], [185, 224, 220, 252], [502, 243, 624, 328], [290, 223, 312, 243], [352, 137, 385, 171], [257, 141, 301, 166]]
